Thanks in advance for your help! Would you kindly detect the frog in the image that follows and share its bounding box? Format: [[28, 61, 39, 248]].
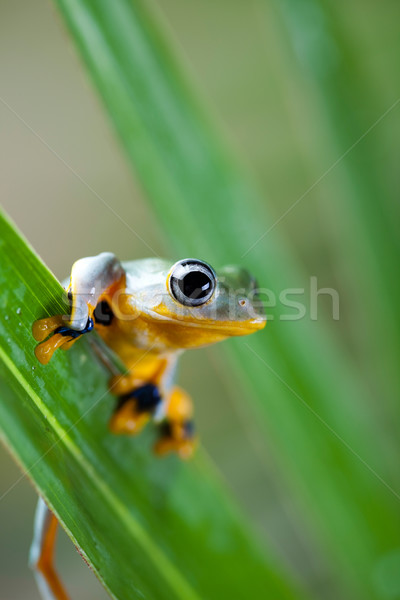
[[30, 252, 266, 600]]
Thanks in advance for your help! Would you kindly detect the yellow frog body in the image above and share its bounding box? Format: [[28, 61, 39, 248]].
[[33, 253, 266, 458]]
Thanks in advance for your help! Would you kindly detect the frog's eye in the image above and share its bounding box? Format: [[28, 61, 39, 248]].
[[169, 259, 216, 307]]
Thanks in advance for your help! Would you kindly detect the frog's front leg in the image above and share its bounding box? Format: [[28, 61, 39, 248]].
[[33, 252, 125, 364], [108, 357, 172, 435]]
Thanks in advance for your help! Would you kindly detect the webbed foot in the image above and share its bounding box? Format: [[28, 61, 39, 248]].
[[33, 316, 94, 364], [154, 421, 197, 460], [109, 384, 162, 435]]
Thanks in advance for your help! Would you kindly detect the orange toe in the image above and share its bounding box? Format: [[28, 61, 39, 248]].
[[153, 436, 197, 460], [109, 400, 150, 435], [34, 333, 72, 365], [32, 316, 65, 342]]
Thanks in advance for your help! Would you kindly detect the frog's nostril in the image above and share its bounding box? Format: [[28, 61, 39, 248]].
[[238, 298, 247, 307]]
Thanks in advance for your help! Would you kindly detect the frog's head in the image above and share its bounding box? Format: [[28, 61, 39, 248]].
[[129, 258, 266, 350]]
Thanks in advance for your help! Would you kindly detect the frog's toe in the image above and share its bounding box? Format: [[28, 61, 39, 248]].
[[109, 384, 162, 435], [153, 436, 197, 460], [32, 315, 65, 342], [153, 421, 197, 460], [34, 333, 73, 365], [109, 399, 150, 434]]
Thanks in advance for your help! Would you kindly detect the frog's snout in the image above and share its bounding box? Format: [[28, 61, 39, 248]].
[[236, 295, 267, 331], [251, 314, 267, 329], [243, 314, 267, 334]]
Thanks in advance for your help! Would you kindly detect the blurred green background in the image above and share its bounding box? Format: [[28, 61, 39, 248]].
[[1, 0, 399, 598]]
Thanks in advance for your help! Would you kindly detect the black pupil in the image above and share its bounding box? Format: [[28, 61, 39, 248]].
[[178, 271, 212, 300]]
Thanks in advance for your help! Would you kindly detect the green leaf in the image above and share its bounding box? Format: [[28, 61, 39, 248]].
[[0, 210, 300, 599], [274, 0, 400, 426], [51, 1, 400, 599]]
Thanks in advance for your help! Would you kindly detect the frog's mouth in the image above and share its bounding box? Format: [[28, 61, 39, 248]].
[[189, 317, 267, 336], [123, 297, 266, 337], [147, 306, 266, 336]]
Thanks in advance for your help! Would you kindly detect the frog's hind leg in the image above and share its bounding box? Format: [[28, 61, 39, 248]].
[[29, 497, 70, 600], [109, 383, 162, 435], [108, 358, 172, 435], [154, 386, 197, 459]]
